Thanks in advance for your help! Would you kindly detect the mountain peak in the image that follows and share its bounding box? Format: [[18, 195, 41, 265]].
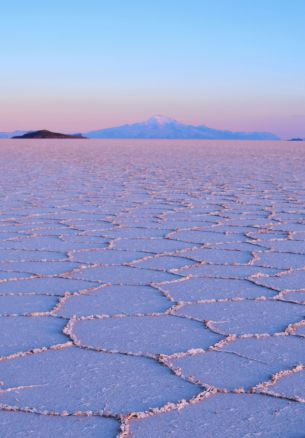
[[84, 116, 280, 140], [146, 115, 177, 125]]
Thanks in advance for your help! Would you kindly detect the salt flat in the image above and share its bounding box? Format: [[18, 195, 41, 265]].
[[0, 139, 305, 437]]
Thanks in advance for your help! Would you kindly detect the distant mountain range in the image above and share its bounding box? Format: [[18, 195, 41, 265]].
[[12, 130, 86, 139], [1, 116, 280, 140], [83, 115, 280, 140], [0, 130, 28, 139]]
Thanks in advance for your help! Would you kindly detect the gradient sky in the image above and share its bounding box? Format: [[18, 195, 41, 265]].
[[1, 0, 305, 137]]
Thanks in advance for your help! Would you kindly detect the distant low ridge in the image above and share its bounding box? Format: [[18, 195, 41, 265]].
[[84, 115, 280, 140], [12, 130, 86, 139], [0, 130, 28, 139]]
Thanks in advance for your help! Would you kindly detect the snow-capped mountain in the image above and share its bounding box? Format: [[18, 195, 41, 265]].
[[84, 115, 279, 140]]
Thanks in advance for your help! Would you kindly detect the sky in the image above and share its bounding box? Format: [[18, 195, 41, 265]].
[[0, 0, 305, 137]]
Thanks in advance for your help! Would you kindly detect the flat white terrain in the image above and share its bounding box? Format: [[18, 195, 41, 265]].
[[0, 140, 305, 437]]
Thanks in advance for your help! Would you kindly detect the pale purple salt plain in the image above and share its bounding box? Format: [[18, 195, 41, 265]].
[[0, 140, 304, 437]]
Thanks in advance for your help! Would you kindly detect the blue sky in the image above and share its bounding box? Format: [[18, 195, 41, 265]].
[[1, 0, 305, 137]]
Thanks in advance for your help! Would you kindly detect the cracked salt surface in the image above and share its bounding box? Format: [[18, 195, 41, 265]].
[[0, 316, 67, 356], [174, 300, 305, 334], [0, 411, 120, 438], [163, 277, 274, 300], [70, 314, 222, 355], [0, 277, 99, 296], [0, 346, 199, 414], [57, 285, 171, 317], [0, 140, 305, 436], [128, 393, 305, 437]]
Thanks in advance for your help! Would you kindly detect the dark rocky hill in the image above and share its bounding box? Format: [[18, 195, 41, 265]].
[[13, 130, 86, 139]]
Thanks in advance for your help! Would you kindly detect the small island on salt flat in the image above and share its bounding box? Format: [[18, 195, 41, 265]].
[[12, 130, 87, 139]]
